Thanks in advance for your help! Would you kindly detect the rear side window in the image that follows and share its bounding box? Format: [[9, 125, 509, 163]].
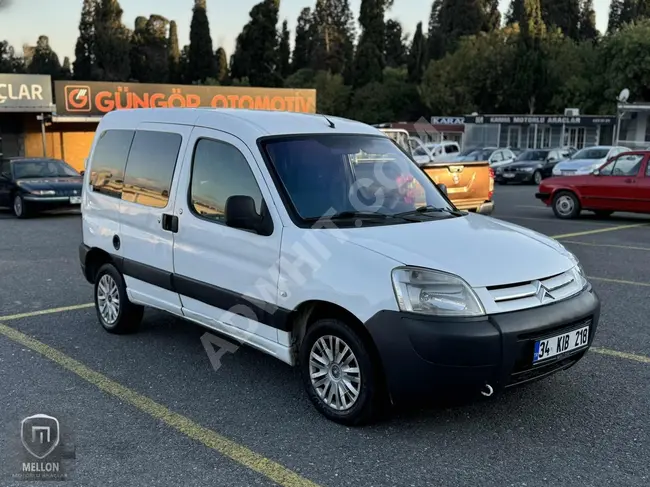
[[189, 138, 263, 225], [122, 130, 182, 208], [445, 145, 458, 154], [88, 130, 135, 198]]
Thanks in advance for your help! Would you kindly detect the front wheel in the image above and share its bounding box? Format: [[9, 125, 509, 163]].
[[552, 191, 581, 219], [300, 319, 385, 426], [94, 263, 144, 334], [533, 170, 543, 185], [13, 194, 30, 219]]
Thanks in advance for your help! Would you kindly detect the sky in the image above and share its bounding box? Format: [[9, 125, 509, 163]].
[[1, 0, 613, 64]]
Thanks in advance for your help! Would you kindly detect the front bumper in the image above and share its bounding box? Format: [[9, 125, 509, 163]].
[[365, 287, 600, 402], [497, 171, 535, 183], [23, 194, 82, 208]]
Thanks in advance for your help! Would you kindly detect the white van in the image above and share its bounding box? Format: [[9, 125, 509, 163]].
[[79, 108, 600, 425]]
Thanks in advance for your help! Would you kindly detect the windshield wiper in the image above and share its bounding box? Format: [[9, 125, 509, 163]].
[[303, 211, 400, 223], [395, 205, 465, 218]]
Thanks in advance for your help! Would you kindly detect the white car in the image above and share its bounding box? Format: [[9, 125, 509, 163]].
[[411, 140, 460, 165], [79, 108, 600, 425], [552, 146, 631, 176]]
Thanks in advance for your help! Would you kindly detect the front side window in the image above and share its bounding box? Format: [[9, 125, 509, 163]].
[[600, 154, 644, 176], [1, 161, 11, 177], [122, 130, 182, 208], [261, 134, 455, 226], [13, 159, 79, 179], [445, 145, 458, 154], [89, 130, 135, 198], [189, 138, 264, 224]]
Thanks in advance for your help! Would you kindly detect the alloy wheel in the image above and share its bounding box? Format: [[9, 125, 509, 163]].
[[97, 274, 120, 324]]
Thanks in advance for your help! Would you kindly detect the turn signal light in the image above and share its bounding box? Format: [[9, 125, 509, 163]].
[[488, 167, 495, 200]]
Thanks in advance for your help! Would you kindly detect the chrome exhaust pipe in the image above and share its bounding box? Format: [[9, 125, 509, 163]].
[[481, 384, 494, 397]]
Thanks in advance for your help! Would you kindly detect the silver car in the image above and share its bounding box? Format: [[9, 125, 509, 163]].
[[552, 146, 631, 176]]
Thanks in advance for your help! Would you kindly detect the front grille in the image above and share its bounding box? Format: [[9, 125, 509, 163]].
[[56, 189, 81, 196], [486, 268, 583, 313], [508, 355, 582, 387]]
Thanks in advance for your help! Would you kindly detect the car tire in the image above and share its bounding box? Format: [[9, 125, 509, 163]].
[[552, 191, 581, 219], [593, 210, 614, 218], [94, 263, 144, 334], [300, 318, 386, 426], [533, 171, 543, 185], [12, 194, 30, 219]]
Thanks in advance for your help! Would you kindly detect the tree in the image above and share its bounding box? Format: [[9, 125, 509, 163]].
[[73, 0, 97, 80], [384, 19, 406, 68], [540, 0, 581, 39], [520, 0, 546, 38], [215, 47, 229, 83], [482, 0, 502, 31], [93, 0, 131, 81], [188, 0, 215, 83], [0, 41, 25, 73], [407, 22, 427, 83], [130, 14, 169, 83], [284, 68, 351, 116], [353, 0, 392, 87], [607, 0, 624, 32], [437, 0, 486, 52], [428, 0, 446, 60], [28, 36, 62, 77], [168, 20, 181, 83], [506, 0, 524, 25], [278, 20, 291, 78], [310, 0, 356, 76], [231, 0, 282, 87], [292, 7, 314, 72], [619, 0, 639, 26], [578, 0, 598, 42], [61, 57, 72, 78]]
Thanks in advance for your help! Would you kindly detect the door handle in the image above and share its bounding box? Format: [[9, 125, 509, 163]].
[[162, 213, 179, 233], [624, 178, 635, 184]]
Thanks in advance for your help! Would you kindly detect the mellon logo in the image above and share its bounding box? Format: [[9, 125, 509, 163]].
[[64, 85, 92, 112]]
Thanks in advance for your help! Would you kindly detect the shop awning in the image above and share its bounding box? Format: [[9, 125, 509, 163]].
[[50, 115, 103, 123]]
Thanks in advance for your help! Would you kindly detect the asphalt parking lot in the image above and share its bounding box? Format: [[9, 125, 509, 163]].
[[1, 185, 649, 487]]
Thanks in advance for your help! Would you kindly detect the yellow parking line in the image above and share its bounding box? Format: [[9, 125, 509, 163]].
[[499, 215, 613, 226], [591, 347, 650, 364], [0, 303, 94, 321], [562, 240, 650, 251], [552, 223, 650, 239], [588, 276, 650, 287], [0, 322, 321, 487]]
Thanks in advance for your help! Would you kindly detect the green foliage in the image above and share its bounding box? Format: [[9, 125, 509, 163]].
[[406, 22, 426, 83], [311, 0, 356, 77], [73, 0, 97, 80], [292, 7, 314, 72], [93, 0, 131, 81], [278, 20, 291, 79], [130, 14, 170, 83], [214, 47, 229, 84], [578, 0, 599, 42], [384, 19, 406, 68], [541, 0, 581, 39], [285, 68, 351, 115], [188, 0, 215, 83], [168, 20, 181, 83], [0, 40, 25, 73], [28, 36, 62, 78]]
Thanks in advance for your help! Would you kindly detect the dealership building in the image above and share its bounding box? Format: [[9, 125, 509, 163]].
[[1, 73, 317, 171]]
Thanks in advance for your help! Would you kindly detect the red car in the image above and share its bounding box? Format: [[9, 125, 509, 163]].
[[536, 151, 650, 219]]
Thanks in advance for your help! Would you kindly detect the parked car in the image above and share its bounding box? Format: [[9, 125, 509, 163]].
[[80, 108, 599, 425], [496, 148, 573, 185], [0, 157, 83, 218], [411, 140, 461, 165], [537, 151, 650, 219], [552, 146, 631, 176]]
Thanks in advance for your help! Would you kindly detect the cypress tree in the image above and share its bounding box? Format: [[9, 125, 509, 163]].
[[188, 0, 215, 83], [278, 20, 291, 78], [407, 22, 427, 83], [578, 0, 598, 41], [168, 20, 181, 83], [73, 0, 97, 80], [215, 47, 229, 83], [93, 0, 131, 81], [384, 19, 406, 68]]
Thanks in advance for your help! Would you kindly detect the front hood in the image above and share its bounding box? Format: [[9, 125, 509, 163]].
[[325, 213, 574, 288], [17, 178, 82, 191], [507, 160, 543, 169], [491, 160, 514, 169], [555, 158, 601, 170]]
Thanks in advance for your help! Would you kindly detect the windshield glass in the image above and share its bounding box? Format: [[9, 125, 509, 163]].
[[13, 160, 79, 179], [516, 150, 549, 161], [572, 148, 610, 160], [261, 135, 456, 224]]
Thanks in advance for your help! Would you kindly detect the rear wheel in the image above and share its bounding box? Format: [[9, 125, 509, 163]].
[[300, 318, 385, 426], [94, 263, 144, 334], [552, 191, 581, 219]]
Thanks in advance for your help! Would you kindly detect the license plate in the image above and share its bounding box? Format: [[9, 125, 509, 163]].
[[562, 171, 575, 176], [503, 173, 515, 178], [70, 196, 82, 204], [533, 326, 589, 364]]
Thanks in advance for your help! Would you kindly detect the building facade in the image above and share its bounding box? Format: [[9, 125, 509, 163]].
[[616, 102, 650, 150], [0, 73, 55, 159]]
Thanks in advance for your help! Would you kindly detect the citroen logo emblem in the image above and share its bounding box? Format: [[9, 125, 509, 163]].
[[535, 281, 555, 302], [452, 174, 460, 185]]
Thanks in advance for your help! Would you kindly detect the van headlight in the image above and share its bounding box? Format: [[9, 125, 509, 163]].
[[391, 267, 485, 317]]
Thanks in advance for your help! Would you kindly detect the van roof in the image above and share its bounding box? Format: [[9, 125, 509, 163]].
[[97, 108, 382, 138]]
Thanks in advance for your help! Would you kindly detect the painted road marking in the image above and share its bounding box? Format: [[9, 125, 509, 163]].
[[562, 240, 650, 252], [588, 276, 650, 287], [0, 303, 94, 321], [591, 347, 650, 364], [499, 215, 614, 226], [0, 322, 321, 487], [551, 223, 650, 239]]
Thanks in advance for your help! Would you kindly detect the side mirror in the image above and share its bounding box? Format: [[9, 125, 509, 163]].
[[438, 183, 448, 195], [80, 170, 85, 176], [547, 157, 557, 164], [592, 169, 600, 176], [225, 195, 269, 235]]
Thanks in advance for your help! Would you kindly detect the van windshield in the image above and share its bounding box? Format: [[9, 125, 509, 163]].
[[261, 134, 457, 226]]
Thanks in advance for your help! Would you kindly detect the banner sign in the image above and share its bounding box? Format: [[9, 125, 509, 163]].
[[431, 117, 465, 125], [463, 115, 616, 126], [54, 81, 317, 116], [0, 74, 54, 112]]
